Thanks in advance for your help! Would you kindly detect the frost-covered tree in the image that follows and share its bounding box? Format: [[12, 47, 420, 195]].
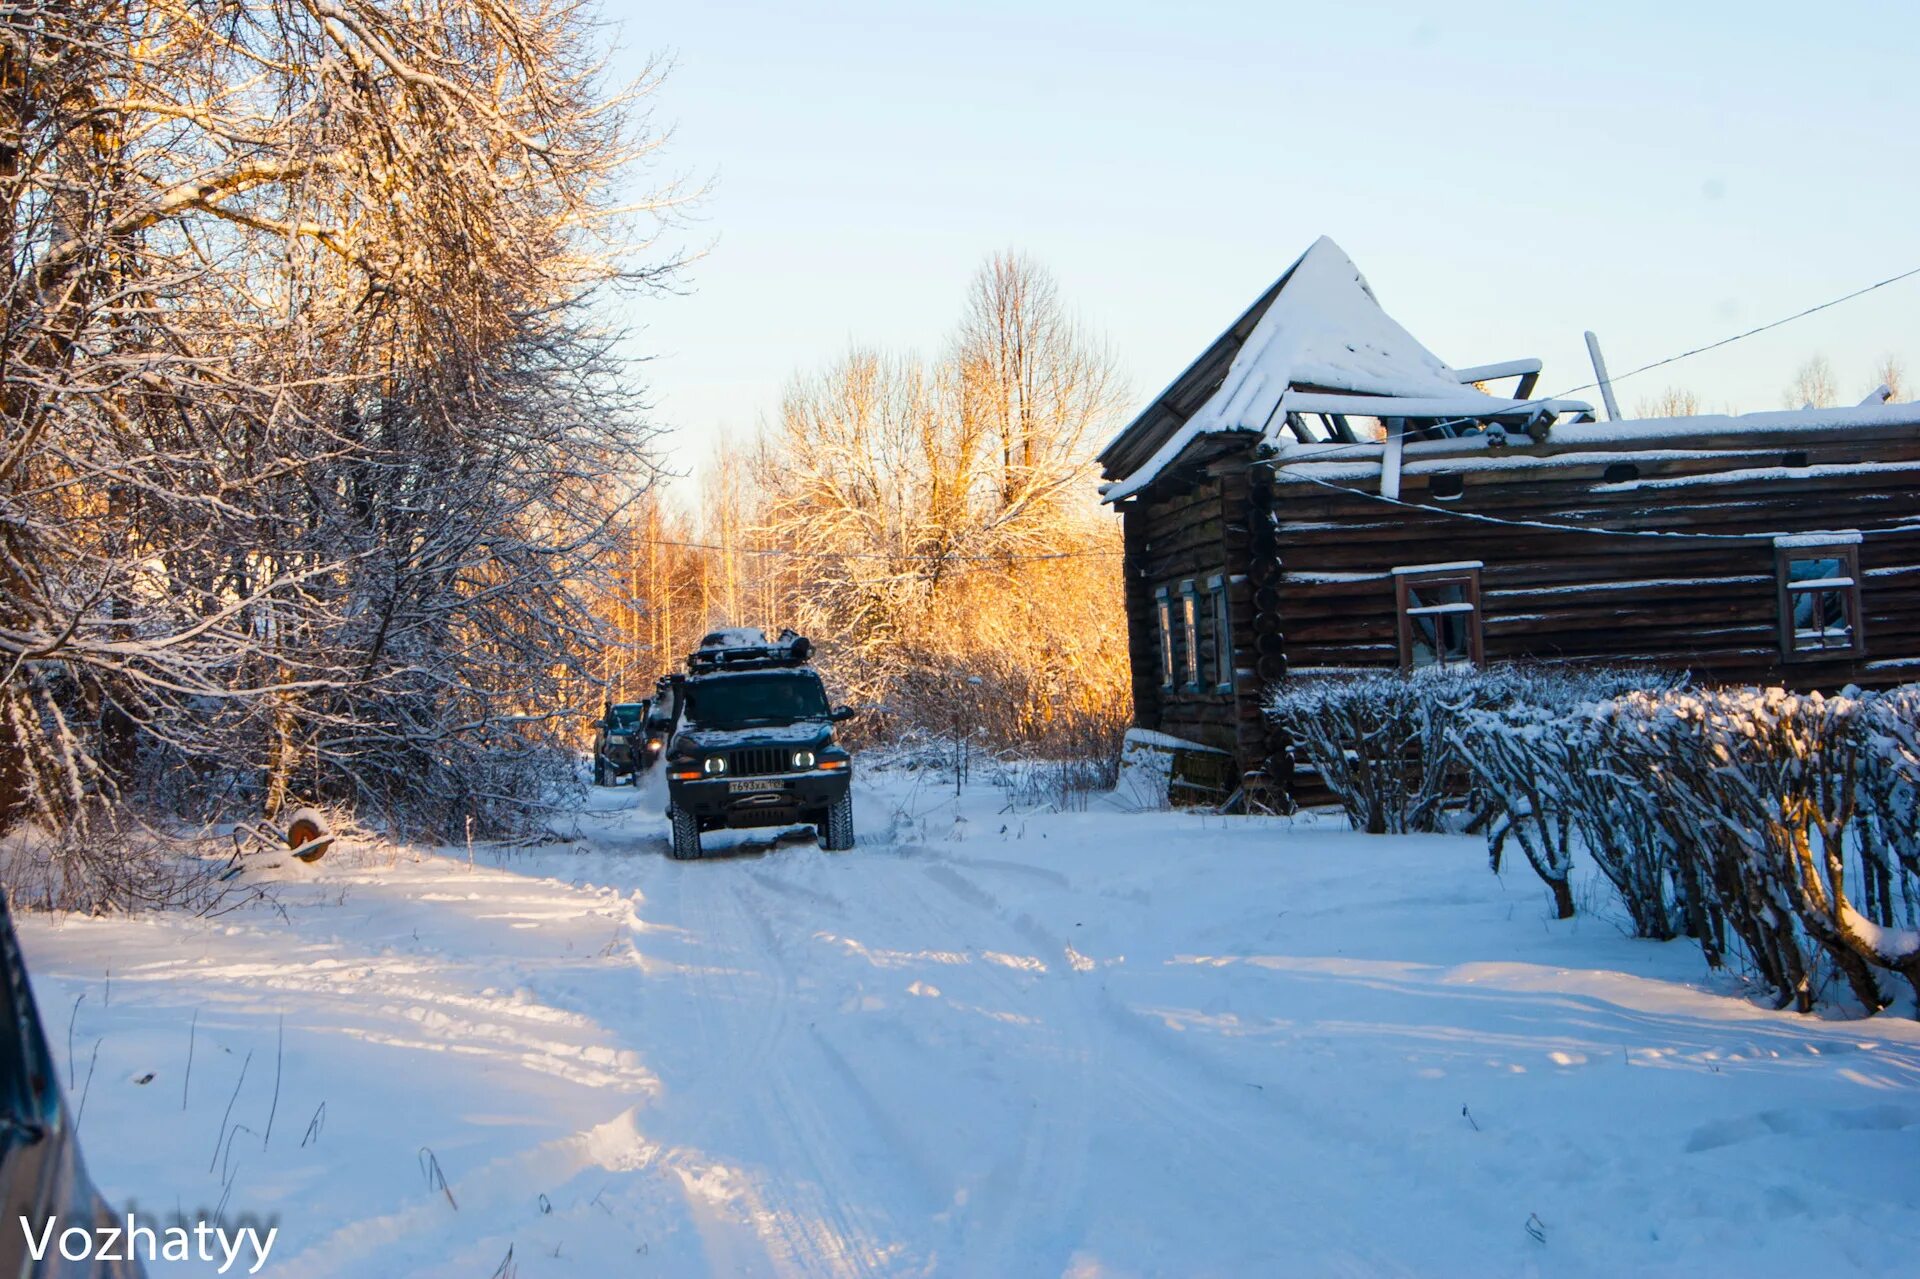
[[738, 255, 1130, 756], [0, 0, 681, 902]]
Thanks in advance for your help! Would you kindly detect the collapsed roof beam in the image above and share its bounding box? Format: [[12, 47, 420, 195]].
[[1453, 358, 1542, 400], [1583, 332, 1622, 422], [1380, 417, 1406, 500]]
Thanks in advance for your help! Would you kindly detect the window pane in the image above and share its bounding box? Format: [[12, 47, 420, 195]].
[[1791, 586, 1853, 649], [1410, 611, 1473, 667], [1213, 589, 1232, 689], [1182, 593, 1199, 687], [1788, 556, 1845, 583], [1408, 580, 1467, 611], [1158, 599, 1173, 686]]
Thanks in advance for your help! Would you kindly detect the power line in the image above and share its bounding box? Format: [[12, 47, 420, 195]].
[[1257, 260, 1920, 463], [1555, 263, 1920, 401], [1235, 262, 1920, 540]]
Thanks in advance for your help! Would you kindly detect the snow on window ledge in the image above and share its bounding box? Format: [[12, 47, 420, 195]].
[[1774, 531, 1862, 548], [1392, 560, 1484, 575]]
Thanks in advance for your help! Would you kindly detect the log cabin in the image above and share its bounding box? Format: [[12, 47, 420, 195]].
[[1099, 236, 1920, 804]]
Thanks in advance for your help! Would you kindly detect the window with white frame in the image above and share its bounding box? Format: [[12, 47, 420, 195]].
[[1394, 562, 1484, 669], [1775, 534, 1865, 659]]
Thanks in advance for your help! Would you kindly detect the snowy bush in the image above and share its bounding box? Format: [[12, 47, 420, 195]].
[[994, 756, 1118, 814], [1269, 664, 1670, 838], [1266, 669, 1476, 834], [1454, 704, 1581, 919], [1554, 711, 1679, 940], [1857, 687, 1920, 936], [1272, 666, 1920, 1015], [1449, 667, 1684, 925], [1608, 688, 1920, 1012], [0, 818, 258, 916]]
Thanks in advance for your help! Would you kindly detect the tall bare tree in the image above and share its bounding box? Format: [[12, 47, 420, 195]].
[[1872, 354, 1907, 402], [957, 252, 1125, 540], [741, 256, 1130, 755], [1785, 355, 1838, 408], [1633, 386, 1702, 418]]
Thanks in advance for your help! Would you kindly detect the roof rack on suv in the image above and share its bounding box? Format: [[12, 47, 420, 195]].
[[686, 627, 815, 674]]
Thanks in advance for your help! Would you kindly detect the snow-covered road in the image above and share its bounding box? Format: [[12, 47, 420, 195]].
[[21, 771, 1920, 1277]]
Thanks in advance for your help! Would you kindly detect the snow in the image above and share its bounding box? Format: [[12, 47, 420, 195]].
[[1544, 401, 1920, 446], [1277, 444, 1785, 482], [1102, 237, 1594, 501], [1841, 904, 1920, 962], [1279, 391, 1590, 419], [1595, 459, 1920, 493], [1776, 531, 1864, 547], [701, 628, 769, 647], [18, 772, 1920, 1277], [1269, 405, 1920, 481], [1393, 560, 1485, 575], [1282, 569, 1389, 583], [1119, 727, 1218, 753], [677, 721, 832, 748], [1487, 575, 1770, 597], [1452, 359, 1542, 384]]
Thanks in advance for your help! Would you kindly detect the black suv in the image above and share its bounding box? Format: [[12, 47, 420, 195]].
[[592, 700, 658, 785], [663, 630, 856, 860]]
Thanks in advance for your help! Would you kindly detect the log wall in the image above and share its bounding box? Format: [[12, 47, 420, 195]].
[[1120, 451, 1287, 801], [1120, 417, 1920, 799], [1267, 422, 1920, 691]]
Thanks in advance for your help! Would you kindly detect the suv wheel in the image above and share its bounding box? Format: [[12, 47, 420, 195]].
[[821, 793, 855, 852], [668, 805, 702, 860]]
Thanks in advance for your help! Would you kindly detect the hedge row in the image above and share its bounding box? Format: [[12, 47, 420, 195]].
[[1270, 669, 1920, 1015]]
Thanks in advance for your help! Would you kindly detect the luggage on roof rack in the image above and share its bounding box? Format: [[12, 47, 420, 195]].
[[686, 627, 814, 673]]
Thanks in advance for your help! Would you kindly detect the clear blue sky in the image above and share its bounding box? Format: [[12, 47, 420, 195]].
[[600, 0, 1920, 479]]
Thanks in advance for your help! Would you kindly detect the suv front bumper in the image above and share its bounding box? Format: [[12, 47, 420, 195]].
[[669, 769, 850, 829]]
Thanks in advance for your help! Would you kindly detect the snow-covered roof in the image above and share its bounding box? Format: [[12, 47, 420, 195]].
[[1099, 237, 1592, 502], [1264, 402, 1920, 481]]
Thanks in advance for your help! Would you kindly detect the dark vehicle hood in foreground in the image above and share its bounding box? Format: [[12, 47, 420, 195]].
[[673, 720, 834, 753], [1, 891, 144, 1277]]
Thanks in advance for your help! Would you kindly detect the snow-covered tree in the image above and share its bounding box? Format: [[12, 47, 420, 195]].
[[0, 0, 682, 904]]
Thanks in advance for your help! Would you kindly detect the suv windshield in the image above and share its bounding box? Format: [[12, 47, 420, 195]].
[[610, 704, 646, 727], [684, 673, 829, 727]]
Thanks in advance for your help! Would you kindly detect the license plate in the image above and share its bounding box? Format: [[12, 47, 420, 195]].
[[728, 779, 787, 794]]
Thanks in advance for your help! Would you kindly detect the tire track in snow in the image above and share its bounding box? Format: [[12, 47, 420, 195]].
[[743, 847, 1104, 1276], [897, 858, 1099, 1277], [645, 854, 912, 1277], [730, 872, 935, 1274], [914, 853, 1426, 1278]]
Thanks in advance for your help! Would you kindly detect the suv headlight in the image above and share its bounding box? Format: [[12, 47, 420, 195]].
[[702, 756, 727, 775], [793, 750, 816, 769]]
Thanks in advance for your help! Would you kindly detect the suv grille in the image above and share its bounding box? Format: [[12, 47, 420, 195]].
[[728, 747, 792, 777]]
